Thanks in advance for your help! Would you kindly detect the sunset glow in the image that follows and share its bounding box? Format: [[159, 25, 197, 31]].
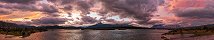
[[0, 0, 213, 27]]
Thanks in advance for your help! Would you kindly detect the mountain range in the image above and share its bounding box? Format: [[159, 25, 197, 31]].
[[0, 21, 35, 28], [1, 21, 214, 30], [0, 21, 147, 30]]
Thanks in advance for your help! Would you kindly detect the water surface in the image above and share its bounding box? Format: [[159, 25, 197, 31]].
[[2, 29, 212, 40]]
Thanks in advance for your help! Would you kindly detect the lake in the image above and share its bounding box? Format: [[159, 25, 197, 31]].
[[0, 29, 213, 40]]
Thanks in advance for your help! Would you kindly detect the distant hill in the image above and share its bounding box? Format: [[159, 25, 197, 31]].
[[151, 24, 181, 29], [37, 25, 80, 29], [0, 21, 35, 28], [176, 24, 214, 30], [82, 23, 148, 30], [151, 24, 165, 29], [85, 23, 133, 28]]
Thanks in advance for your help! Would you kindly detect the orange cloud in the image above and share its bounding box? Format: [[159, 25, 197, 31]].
[[0, 11, 44, 21], [167, 0, 206, 11]]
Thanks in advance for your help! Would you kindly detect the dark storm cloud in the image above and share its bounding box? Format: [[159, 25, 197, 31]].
[[104, 19, 116, 22], [0, 10, 11, 15], [176, 8, 214, 19], [0, 0, 37, 4], [158, 0, 165, 5], [0, 4, 58, 14], [37, 0, 159, 25], [63, 5, 73, 10], [206, 0, 214, 8], [81, 16, 98, 24], [75, 1, 92, 15], [32, 17, 68, 24], [0, 0, 162, 26], [99, 0, 158, 24], [47, 0, 92, 14], [167, 0, 214, 26], [61, 0, 75, 4], [46, 0, 159, 23], [40, 4, 59, 13], [0, 4, 39, 11], [0, 1, 59, 16]]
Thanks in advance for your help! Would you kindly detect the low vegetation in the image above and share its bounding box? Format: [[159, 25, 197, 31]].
[[0, 28, 47, 38], [163, 24, 214, 37]]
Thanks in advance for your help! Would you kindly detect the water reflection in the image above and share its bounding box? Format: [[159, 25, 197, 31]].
[[0, 29, 169, 40]]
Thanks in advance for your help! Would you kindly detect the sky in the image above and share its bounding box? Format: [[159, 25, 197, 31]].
[[0, 0, 214, 27]]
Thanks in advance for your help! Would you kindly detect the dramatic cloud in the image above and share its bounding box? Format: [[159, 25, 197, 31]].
[[40, 4, 59, 13], [0, 10, 11, 15], [99, 0, 158, 24], [1, 0, 214, 27], [81, 16, 98, 24], [0, 4, 39, 11], [32, 17, 67, 24], [170, 0, 214, 19], [173, 8, 214, 26], [0, 0, 162, 26], [206, 0, 214, 8], [176, 8, 214, 19], [160, 0, 214, 26], [0, 0, 36, 4]]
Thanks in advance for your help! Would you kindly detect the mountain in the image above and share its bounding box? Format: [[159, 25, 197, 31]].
[[0, 21, 35, 28], [176, 24, 214, 30], [151, 24, 181, 29], [82, 22, 148, 30], [85, 23, 132, 28], [37, 25, 81, 29], [151, 24, 165, 29]]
